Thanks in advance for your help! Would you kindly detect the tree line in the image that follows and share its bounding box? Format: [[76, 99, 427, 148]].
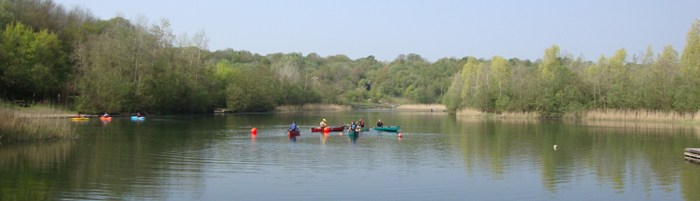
[[443, 20, 700, 117], [0, 0, 461, 114], [1, 0, 699, 116]]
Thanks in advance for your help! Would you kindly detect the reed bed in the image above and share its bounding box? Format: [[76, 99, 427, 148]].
[[396, 104, 446, 111], [276, 104, 352, 112], [456, 108, 541, 119], [455, 108, 485, 117], [456, 108, 700, 123], [0, 103, 76, 143], [582, 109, 700, 122]]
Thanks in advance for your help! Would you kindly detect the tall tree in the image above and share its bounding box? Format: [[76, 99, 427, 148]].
[[535, 45, 582, 117], [491, 56, 511, 112], [443, 73, 464, 113], [675, 19, 700, 112], [647, 46, 679, 110], [605, 49, 630, 108]]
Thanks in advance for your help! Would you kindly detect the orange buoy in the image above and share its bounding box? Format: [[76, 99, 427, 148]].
[[323, 127, 330, 133], [251, 127, 258, 135]]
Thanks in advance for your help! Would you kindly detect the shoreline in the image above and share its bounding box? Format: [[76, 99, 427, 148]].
[[456, 108, 700, 123], [395, 104, 446, 112], [276, 104, 352, 112]]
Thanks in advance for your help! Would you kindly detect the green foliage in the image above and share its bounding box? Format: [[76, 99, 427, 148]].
[[0, 22, 67, 100], [675, 19, 700, 113], [443, 74, 463, 113], [0, 0, 12, 30], [680, 19, 700, 77], [534, 46, 588, 117], [373, 54, 460, 103], [225, 64, 279, 112], [490, 56, 511, 112], [74, 18, 217, 114]]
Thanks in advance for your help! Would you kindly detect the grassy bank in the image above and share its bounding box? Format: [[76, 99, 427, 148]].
[[456, 107, 700, 123], [0, 103, 76, 143]]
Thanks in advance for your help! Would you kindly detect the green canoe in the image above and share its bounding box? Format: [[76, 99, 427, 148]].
[[373, 126, 400, 132]]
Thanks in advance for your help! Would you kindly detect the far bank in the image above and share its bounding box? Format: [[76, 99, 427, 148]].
[[274, 104, 447, 112], [455, 108, 700, 123]]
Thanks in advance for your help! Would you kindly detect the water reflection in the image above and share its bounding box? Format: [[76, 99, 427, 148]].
[[0, 140, 74, 200], [1, 113, 700, 200], [320, 133, 328, 144], [288, 131, 299, 143], [0, 139, 74, 169], [450, 115, 700, 200], [349, 131, 360, 144]]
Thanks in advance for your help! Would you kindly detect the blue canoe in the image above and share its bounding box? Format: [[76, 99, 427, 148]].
[[131, 116, 145, 120], [373, 126, 400, 132]]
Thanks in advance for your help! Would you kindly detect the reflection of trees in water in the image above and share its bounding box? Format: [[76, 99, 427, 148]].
[[75, 120, 212, 199], [0, 140, 74, 168], [0, 119, 221, 200], [0, 140, 74, 200], [681, 164, 700, 201], [449, 117, 700, 197]]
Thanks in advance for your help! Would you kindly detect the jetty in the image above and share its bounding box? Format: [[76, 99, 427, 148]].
[[685, 148, 700, 164]]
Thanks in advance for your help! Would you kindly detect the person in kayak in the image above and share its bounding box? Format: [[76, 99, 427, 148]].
[[289, 121, 299, 132], [320, 118, 328, 128], [350, 121, 357, 131], [376, 119, 384, 127], [358, 119, 365, 127]]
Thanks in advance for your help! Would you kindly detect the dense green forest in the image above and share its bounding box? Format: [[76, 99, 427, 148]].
[[1, 0, 699, 117]]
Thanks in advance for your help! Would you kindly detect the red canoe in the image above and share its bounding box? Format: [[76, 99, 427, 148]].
[[288, 130, 300, 137], [310, 126, 345, 132]]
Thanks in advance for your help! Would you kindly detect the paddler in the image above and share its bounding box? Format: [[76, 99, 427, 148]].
[[320, 118, 328, 128]]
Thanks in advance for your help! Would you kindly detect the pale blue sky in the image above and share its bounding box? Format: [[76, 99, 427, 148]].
[[56, 0, 700, 62]]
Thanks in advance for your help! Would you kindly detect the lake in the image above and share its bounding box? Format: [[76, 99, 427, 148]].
[[1, 111, 700, 200]]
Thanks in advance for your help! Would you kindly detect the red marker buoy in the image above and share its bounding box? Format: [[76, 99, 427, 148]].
[[251, 127, 258, 135]]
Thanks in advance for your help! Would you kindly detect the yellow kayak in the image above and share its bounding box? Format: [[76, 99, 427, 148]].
[[70, 117, 89, 121]]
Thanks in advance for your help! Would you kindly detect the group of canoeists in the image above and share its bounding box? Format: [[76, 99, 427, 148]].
[[289, 118, 391, 133]]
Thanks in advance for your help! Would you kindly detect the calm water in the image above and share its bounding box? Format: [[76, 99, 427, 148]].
[[2, 111, 700, 201]]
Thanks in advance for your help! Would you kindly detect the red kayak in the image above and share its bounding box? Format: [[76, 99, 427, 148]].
[[311, 126, 345, 132], [288, 130, 300, 137]]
